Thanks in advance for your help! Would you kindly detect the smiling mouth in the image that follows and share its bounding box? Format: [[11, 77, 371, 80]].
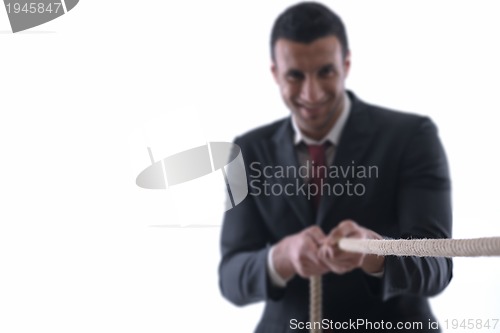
[[300, 106, 323, 118]]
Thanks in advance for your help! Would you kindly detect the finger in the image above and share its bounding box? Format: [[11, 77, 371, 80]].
[[366, 229, 384, 240], [300, 256, 329, 277], [318, 255, 334, 269], [331, 220, 361, 238], [318, 244, 334, 260], [318, 246, 351, 267], [318, 249, 333, 264], [304, 249, 321, 266], [316, 262, 330, 275], [321, 234, 339, 249], [334, 255, 365, 268], [307, 246, 333, 268], [331, 247, 365, 262], [320, 250, 362, 267], [329, 223, 368, 254], [305, 226, 326, 246], [327, 230, 347, 247]]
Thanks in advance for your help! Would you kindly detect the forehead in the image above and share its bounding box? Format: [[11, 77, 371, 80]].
[[274, 36, 343, 70]]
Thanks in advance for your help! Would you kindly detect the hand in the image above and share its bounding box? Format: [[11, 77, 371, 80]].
[[273, 226, 330, 279], [318, 220, 385, 275]]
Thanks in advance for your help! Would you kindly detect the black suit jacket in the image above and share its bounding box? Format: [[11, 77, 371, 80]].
[[219, 92, 452, 333]]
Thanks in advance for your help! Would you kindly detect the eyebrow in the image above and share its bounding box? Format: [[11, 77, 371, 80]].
[[286, 69, 304, 77], [319, 64, 336, 73], [285, 64, 337, 76]]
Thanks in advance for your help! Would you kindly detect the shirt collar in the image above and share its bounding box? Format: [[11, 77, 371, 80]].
[[291, 93, 351, 146]]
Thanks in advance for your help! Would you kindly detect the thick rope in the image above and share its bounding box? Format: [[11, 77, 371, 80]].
[[309, 275, 322, 333], [309, 237, 500, 333], [338, 237, 500, 257]]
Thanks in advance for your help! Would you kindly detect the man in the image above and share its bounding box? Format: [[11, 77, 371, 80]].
[[219, 2, 452, 332]]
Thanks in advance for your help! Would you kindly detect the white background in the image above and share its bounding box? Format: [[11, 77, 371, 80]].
[[1, 1, 500, 332]]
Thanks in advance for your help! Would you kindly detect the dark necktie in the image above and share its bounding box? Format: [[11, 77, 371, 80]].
[[307, 143, 328, 209]]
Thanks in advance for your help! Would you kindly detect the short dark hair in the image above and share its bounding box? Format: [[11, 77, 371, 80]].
[[270, 2, 349, 61]]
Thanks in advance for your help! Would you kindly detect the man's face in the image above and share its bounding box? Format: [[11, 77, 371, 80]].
[[272, 36, 350, 140]]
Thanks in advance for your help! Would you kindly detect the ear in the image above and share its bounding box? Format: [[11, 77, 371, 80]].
[[343, 51, 352, 78], [271, 62, 279, 84]]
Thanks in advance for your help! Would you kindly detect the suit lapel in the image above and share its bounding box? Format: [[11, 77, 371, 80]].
[[271, 119, 315, 228], [269, 93, 376, 228], [317, 93, 376, 225]]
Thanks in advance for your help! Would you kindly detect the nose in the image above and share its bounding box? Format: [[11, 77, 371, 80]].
[[300, 77, 325, 105]]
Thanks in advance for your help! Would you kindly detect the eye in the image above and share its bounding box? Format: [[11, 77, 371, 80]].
[[286, 70, 304, 82], [319, 65, 336, 78]]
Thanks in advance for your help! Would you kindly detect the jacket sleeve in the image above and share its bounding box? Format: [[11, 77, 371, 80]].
[[218, 138, 284, 306], [380, 117, 453, 300]]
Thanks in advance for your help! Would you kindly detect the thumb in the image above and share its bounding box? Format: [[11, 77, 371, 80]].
[[305, 226, 326, 247]]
